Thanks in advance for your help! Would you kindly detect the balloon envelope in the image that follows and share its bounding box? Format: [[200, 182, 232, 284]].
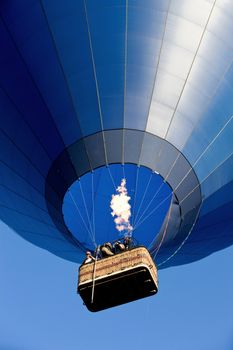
[[0, 0, 233, 268]]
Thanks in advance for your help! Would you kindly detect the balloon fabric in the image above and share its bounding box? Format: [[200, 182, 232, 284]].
[[0, 0, 233, 268]]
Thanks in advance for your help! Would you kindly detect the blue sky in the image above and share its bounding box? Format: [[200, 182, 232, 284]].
[[1, 220, 233, 350]]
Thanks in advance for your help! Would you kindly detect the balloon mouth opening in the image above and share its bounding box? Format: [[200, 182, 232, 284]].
[[62, 163, 173, 251]]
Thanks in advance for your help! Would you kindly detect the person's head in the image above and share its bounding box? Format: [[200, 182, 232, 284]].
[[86, 251, 91, 256], [105, 242, 112, 249]]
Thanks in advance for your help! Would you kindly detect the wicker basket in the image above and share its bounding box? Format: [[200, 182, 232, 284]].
[[78, 246, 158, 312]]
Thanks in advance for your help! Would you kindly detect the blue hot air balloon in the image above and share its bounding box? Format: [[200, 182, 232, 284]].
[[0, 0, 233, 271]]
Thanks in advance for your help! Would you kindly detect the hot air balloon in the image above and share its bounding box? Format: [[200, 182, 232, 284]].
[[1, 0, 233, 309]]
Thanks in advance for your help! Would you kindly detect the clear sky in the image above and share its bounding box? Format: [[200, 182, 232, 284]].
[[1, 220, 233, 350]]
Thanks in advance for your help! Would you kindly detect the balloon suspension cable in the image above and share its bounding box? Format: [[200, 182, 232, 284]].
[[133, 180, 165, 230], [91, 246, 100, 304], [91, 171, 96, 246], [180, 147, 233, 206], [133, 172, 153, 226], [107, 165, 117, 191], [133, 154, 179, 229], [151, 202, 173, 258], [122, 163, 126, 180], [157, 202, 203, 267], [167, 114, 233, 203], [134, 113, 232, 257], [133, 0, 171, 229], [161, 0, 217, 145], [79, 180, 96, 245], [132, 165, 140, 227], [133, 191, 173, 232], [134, 114, 233, 231], [68, 189, 96, 246], [84, 0, 108, 165]]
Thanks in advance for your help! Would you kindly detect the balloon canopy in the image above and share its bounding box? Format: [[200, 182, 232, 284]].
[[0, 0, 233, 268]]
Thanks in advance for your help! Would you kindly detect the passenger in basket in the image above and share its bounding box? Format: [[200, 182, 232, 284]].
[[83, 251, 96, 264], [124, 236, 132, 250], [114, 241, 125, 253], [100, 242, 114, 257]]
